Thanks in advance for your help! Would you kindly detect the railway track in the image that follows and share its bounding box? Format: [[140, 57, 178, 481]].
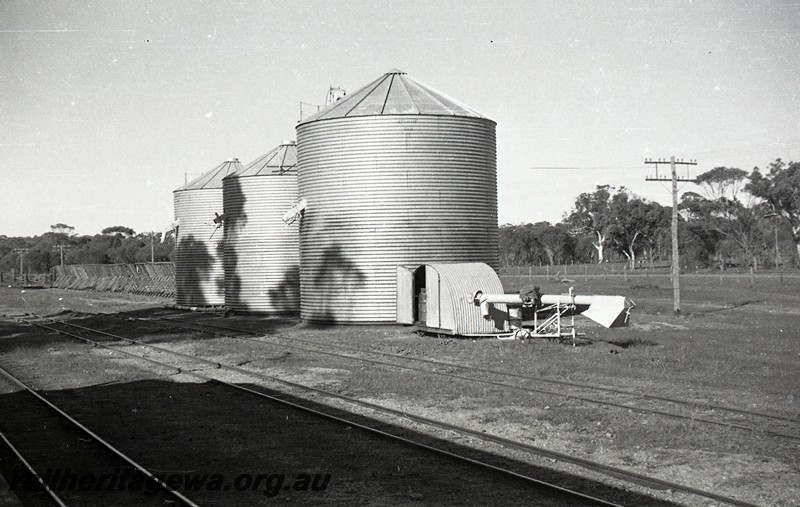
[[148, 314, 800, 441], [19, 313, 765, 506], [0, 365, 199, 507], [9, 315, 651, 507]]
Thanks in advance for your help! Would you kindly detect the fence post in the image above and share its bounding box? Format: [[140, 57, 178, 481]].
[[623, 264, 627, 282], [750, 266, 754, 287], [584, 265, 588, 282], [604, 266, 607, 281], [546, 264, 549, 278]]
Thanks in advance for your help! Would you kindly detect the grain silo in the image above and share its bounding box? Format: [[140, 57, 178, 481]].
[[174, 158, 243, 307], [222, 142, 300, 314], [295, 69, 498, 323]]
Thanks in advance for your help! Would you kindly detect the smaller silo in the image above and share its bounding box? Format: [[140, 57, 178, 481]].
[[223, 142, 300, 314], [174, 158, 243, 307]]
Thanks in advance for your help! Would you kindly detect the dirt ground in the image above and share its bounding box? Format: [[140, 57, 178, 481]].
[[0, 283, 798, 506]]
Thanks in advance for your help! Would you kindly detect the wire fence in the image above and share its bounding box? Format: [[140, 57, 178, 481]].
[[0, 271, 54, 287], [8, 261, 797, 300], [499, 262, 799, 289]]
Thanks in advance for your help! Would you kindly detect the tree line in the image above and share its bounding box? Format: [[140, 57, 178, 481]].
[[0, 224, 175, 274], [3, 158, 797, 274], [501, 158, 800, 270]]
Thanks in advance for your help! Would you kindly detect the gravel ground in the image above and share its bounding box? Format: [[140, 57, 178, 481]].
[[0, 286, 798, 506]]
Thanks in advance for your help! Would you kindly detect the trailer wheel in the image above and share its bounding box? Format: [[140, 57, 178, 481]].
[[514, 329, 530, 341]]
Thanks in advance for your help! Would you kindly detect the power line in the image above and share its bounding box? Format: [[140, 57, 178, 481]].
[[528, 165, 642, 171]]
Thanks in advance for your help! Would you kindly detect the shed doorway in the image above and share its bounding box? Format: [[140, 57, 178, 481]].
[[413, 265, 426, 326], [395, 265, 429, 326]]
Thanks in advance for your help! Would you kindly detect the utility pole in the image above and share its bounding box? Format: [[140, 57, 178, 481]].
[[52, 244, 70, 266], [12, 248, 28, 275], [645, 156, 697, 316], [764, 212, 782, 268]]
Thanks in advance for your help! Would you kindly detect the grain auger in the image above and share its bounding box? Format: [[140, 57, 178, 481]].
[[473, 285, 635, 345]]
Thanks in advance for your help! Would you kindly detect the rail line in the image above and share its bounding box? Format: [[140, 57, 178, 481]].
[[0, 428, 68, 507], [146, 315, 800, 441], [27, 314, 762, 507], [19, 316, 630, 507], [0, 364, 200, 507]]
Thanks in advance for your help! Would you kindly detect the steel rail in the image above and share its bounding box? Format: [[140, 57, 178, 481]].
[[145, 316, 800, 442], [26, 321, 184, 375], [0, 429, 68, 507], [19, 318, 623, 507], [0, 365, 200, 507], [163, 315, 800, 425], [39, 316, 757, 507]]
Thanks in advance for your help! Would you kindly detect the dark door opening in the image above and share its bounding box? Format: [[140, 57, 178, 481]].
[[413, 266, 426, 325]]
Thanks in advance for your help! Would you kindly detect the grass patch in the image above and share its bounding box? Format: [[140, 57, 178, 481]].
[[605, 336, 658, 348]]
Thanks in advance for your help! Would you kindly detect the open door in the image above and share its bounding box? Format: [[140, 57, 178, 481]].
[[396, 266, 414, 325]]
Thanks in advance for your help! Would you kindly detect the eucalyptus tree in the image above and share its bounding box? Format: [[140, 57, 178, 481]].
[[101, 226, 136, 237], [691, 167, 764, 269], [680, 192, 725, 268], [747, 159, 800, 263], [565, 185, 614, 263], [498, 223, 541, 266], [607, 193, 669, 269], [533, 222, 575, 265]]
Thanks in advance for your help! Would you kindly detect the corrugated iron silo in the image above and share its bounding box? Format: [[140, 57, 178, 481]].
[[295, 69, 498, 323], [174, 158, 243, 307], [223, 142, 300, 314]]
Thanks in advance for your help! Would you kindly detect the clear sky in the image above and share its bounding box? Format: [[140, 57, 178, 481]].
[[2, 0, 798, 237]]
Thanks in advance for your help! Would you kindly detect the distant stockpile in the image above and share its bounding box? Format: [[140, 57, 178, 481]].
[[171, 68, 498, 322]]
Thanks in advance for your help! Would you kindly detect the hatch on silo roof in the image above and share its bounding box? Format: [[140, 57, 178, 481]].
[[299, 68, 489, 124], [225, 142, 297, 179], [176, 158, 242, 191]]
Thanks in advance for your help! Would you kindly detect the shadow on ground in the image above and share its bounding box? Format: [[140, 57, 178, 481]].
[[0, 373, 676, 507]]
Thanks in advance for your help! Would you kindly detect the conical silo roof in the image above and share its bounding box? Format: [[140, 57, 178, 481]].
[[228, 142, 297, 178], [298, 69, 490, 124], [175, 158, 243, 191]]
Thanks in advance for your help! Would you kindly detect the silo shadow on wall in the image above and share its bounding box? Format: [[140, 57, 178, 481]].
[[176, 234, 215, 306], [223, 176, 248, 312], [267, 265, 300, 315], [310, 244, 365, 325]]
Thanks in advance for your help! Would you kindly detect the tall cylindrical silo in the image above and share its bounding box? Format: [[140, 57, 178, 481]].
[[174, 158, 243, 307], [223, 142, 300, 314], [296, 69, 498, 323]]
